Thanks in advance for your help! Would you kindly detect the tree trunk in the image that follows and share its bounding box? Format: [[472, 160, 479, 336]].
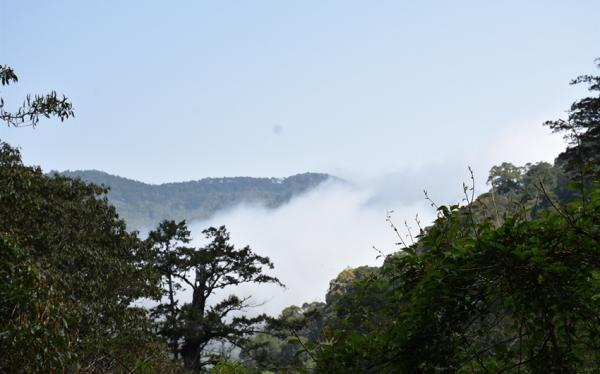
[[167, 273, 178, 360], [182, 267, 208, 372]]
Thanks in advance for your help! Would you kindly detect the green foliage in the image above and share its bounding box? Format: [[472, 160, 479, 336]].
[[0, 65, 178, 372], [487, 162, 526, 194], [210, 361, 253, 374], [545, 59, 600, 178], [0, 142, 172, 372], [3, 59, 599, 374], [0, 65, 74, 127], [310, 62, 600, 372], [313, 185, 600, 372], [469, 161, 569, 227], [60, 170, 334, 229], [241, 302, 326, 372], [0, 234, 77, 372]]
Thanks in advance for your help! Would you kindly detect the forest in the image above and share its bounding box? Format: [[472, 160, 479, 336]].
[[1, 60, 600, 373], [57, 170, 333, 229]]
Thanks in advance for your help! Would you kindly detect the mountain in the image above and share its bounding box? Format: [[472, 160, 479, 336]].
[[57, 170, 335, 229]]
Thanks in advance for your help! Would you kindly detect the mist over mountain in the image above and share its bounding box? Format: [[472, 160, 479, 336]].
[[58, 170, 337, 229]]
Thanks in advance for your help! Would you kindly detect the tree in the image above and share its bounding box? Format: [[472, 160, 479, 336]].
[[148, 221, 284, 372], [487, 162, 525, 194], [545, 59, 600, 178], [0, 65, 182, 372], [0, 233, 78, 372], [477, 161, 568, 221], [240, 301, 326, 371], [312, 63, 600, 371], [314, 184, 600, 372], [1, 65, 74, 127], [148, 220, 192, 361], [0, 142, 177, 372]]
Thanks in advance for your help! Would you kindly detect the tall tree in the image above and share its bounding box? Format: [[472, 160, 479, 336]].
[[148, 220, 192, 360], [148, 221, 283, 372], [487, 162, 525, 195], [545, 59, 600, 178]]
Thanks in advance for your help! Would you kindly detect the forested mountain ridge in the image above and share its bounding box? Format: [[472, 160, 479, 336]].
[[57, 170, 336, 229], [3, 59, 600, 373]]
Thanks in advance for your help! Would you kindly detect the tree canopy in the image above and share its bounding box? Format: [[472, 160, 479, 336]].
[[148, 220, 284, 372], [0, 142, 179, 372], [3, 60, 600, 373], [545, 59, 600, 178], [306, 60, 600, 373]]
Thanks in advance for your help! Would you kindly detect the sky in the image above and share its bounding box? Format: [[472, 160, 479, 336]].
[[1, 0, 599, 185], [2, 0, 600, 314]]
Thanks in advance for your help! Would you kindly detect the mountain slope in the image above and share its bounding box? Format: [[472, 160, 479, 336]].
[[58, 170, 335, 229]]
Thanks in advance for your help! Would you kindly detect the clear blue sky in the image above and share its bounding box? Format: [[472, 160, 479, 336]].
[[1, 0, 599, 183]]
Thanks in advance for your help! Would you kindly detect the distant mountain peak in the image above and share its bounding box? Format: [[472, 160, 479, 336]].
[[57, 170, 337, 229]]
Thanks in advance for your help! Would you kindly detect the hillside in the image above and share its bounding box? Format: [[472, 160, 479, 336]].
[[58, 170, 335, 229]]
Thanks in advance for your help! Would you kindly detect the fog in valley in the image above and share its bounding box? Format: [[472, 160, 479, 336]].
[[168, 120, 565, 317], [186, 179, 431, 316], [4, 1, 599, 371]]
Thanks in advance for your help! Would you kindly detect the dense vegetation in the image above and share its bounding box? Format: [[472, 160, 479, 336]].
[[291, 61, 600, 373], [1, 61, 599, 373], [0, 142, 179, 372], [59, 170, 334, 229], [0, 141, 283, 372]]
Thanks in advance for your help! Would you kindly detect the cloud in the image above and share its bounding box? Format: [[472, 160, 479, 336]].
[[179, 179, 435, 316], [168, 119, 568, 317]]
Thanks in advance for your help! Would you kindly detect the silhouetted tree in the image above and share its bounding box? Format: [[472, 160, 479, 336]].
[[148, 220, 192, 361], [148, 221, 283, 372], [545, 59, 600, 178]]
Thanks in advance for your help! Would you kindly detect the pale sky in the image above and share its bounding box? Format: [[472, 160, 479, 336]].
[[1, 0, 598, 184]]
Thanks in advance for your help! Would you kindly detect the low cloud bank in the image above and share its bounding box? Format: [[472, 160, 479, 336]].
[[181, 178, 439, 316], [176, 119, 567, 316]]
